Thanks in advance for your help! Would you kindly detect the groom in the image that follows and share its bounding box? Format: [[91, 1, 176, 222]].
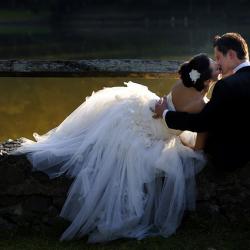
[[153, 32, 250, 171]]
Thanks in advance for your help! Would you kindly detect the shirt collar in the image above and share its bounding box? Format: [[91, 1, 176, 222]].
[[233, 60, 250, 73]]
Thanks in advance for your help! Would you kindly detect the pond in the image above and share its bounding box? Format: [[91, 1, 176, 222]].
[[0, 75, 178, 141]]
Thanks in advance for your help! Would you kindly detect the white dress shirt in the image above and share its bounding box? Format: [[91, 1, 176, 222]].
[[162, 60, 250, 121], [233, 60, 250, 73]]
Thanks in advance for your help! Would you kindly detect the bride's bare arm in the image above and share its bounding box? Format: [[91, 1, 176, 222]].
[[169, 80, 210, 150], [174, 95, 208, 150], [180, 132, 207, 150]]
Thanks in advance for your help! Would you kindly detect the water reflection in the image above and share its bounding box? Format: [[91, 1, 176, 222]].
[[0, 75, 178, 141]]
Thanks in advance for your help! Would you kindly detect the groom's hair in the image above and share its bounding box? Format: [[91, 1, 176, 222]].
[[213, 33, 249, 60]]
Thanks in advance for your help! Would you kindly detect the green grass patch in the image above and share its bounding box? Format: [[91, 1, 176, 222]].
[[0, 213, 249, 250], [0, 10, 50, 22], [0, 26, 51, 35]]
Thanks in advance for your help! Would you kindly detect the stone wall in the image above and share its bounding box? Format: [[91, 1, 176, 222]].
[[0, 138, 250, 232], [0, 139, 72, 231]]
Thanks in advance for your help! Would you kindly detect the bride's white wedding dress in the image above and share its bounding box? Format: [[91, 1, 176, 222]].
[[10, 81, 206, 243]]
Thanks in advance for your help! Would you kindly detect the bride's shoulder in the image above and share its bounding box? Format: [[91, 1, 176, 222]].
[[171, 79, 182, 91], [168, 79, 182, 96]]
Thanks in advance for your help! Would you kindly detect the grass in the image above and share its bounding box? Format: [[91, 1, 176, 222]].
[[0, 213, 249, 250], [0, 10, 51, 22], [0, 26, 52, 35], [0, 10, 51, 35]]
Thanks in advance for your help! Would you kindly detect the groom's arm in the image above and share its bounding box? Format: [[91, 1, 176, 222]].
[[165, 109, 209, 132], [165, 80, 228, 132]]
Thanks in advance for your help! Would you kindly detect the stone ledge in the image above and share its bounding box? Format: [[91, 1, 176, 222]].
[[0, 59, 181, 77]]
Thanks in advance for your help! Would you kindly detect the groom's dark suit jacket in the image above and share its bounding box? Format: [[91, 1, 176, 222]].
[[165, 66, 250, 171]]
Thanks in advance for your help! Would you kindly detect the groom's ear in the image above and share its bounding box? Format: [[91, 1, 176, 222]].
[[228, 49, 237, 60]]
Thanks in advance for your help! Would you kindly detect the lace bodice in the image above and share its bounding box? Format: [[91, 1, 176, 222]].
[[166, 92, 176, 111]]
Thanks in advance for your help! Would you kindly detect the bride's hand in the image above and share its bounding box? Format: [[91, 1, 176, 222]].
[[150, 97, 168, 119]]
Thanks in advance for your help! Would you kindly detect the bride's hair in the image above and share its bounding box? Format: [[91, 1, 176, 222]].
[[178, 53, 212, 91]]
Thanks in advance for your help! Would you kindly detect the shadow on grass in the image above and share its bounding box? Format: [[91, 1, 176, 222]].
[[0, 212, 249, 250]]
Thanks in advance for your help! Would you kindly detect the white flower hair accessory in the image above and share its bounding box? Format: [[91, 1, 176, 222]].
[[189, 69, 201, 83]]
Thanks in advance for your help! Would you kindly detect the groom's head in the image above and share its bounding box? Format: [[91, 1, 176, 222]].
[[213, 32, 249, 76]]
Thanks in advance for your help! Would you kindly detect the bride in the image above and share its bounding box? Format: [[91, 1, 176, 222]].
[[10, 53, 220, 243]]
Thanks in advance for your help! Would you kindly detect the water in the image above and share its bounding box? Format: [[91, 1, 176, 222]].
[[0, 75, 178, 141]]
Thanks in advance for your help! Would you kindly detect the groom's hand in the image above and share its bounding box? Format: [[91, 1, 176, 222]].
[[151, 97, 168, 119]]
